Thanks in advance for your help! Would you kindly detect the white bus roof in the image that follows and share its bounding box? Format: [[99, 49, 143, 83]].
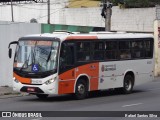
[[22, 32, 153, 42]]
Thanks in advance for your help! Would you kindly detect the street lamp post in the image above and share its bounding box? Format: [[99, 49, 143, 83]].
[[47, 0, 50, 24]]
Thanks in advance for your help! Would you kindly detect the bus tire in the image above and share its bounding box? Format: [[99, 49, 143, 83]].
[[74, 79, 88, 100], [122, 74, 134, 94], [36, 94, 48, 99]]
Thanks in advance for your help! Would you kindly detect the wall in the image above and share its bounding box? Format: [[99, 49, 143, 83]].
[[0, 4, 156, 32], [41, 24, 104, 33], [0, 0, 68, 23], [111, 7, 156, 32], [0, 21, 41, 86], [156, 6, 160, 20], [154, 20, 160, 76], [60, 7, 156, 32]]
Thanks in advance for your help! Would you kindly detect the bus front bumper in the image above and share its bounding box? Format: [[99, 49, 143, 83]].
[[13, 81, 58, 95]]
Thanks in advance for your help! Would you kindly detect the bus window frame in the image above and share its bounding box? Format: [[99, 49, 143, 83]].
[[76, 41, 92, 63], [92, 40, 105, 61]]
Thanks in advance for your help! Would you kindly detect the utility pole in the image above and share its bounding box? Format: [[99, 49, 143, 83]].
[[11, 0, 14, 22], [47, 0, 50, 24], [101, 0, 112, 31]]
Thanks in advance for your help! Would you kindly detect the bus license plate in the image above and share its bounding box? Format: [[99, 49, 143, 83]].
[[32, 79, 42, 84], [27, 87, 35, 92]]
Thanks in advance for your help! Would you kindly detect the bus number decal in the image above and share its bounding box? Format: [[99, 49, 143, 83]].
[[101, 64, 116, 72]]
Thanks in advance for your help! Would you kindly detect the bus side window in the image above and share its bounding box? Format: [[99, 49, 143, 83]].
[[77, 42, 91, 62], [131, 40, 144, 58], [93, 41, 105, 60], [60, 43, 75, 70], [119, 41, 131, 59], [144, 40, 153, 58], [105, 41, 117, 60]]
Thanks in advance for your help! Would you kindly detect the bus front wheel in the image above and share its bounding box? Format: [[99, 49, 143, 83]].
[[74, 79, 88, 100], [122, 74, 134, 94]]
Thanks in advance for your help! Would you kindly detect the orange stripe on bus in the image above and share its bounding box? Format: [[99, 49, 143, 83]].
[[75, 63, 99, 91], [58, 62, 99, 94], [66, 36, 98, 40], [58, 69, 75, 94], [58, 80, 75, 94], [13, 72, 31, 84]]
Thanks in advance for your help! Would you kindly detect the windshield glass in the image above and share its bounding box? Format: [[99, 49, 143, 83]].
[[14, 40, 59, 73]]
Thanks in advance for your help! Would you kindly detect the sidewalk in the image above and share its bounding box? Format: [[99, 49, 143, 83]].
[[0, 86, 20, 96], [154, 76, 160, 81], [0, 86, 28, 98]]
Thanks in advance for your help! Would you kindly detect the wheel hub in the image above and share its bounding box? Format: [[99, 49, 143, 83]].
[[125, 79, 132, 91], [78, 84, 85, 94]]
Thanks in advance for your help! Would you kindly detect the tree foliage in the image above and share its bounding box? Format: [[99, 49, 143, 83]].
[[98, 0, 160, 8]]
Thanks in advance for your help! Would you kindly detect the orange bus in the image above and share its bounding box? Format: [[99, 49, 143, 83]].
[[8, 31, 154, 99]]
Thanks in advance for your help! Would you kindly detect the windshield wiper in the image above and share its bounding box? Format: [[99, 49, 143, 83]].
[[19, 53, 31, 72], [32, 41, 38, 64], [47, 42, 53, 62]]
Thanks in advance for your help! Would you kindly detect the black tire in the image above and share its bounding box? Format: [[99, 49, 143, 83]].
[[122, 74, 134, 94], [36, 94, 48, 99], [74, 79, 88, 100]]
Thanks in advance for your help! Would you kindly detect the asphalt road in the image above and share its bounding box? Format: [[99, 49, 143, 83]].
[[1, 78, 160, 120]]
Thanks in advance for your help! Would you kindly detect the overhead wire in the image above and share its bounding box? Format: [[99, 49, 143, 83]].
[[36, 0, 91, 20], [0, 0, 99, 23], [11, 1, 68, 10]]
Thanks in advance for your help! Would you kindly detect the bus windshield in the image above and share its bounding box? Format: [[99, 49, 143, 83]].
[[14, 40, 59, 73]]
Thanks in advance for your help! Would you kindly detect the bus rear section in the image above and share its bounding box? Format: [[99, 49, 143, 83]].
[[8, 32, 154, 99]]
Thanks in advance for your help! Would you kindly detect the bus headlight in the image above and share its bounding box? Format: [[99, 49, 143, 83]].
[[45, 77, 56, 85], [13, 77, 19, 83]]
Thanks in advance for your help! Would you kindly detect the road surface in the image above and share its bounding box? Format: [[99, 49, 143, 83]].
[[0, 78, 160, 120]]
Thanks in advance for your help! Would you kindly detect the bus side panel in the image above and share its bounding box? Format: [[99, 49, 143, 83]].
[[133, 59, 154, 86], [58, 69, 75, 94], [98, 62, 123, 90], [58, 80, 75, 94], [58, 63, 99, 94], [75, 63, 99, 91]]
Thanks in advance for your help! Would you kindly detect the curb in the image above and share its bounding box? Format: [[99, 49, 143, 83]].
[[0, 86, 28, 97], [0, 92, 29, 99]]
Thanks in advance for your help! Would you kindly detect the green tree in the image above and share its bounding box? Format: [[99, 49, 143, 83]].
[[97, 0, 160, 8]]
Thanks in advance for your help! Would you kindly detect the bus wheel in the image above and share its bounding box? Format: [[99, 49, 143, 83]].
[[123, 75, 134, 94], [74, 79, 88, 100], [36, 94, 48, 99]]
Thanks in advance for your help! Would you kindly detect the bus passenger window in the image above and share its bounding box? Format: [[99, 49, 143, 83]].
[[60, 43, 75, 69], [119, 41, 131, 60], [144, 40, 153, 58], [131, 41, 144, 58], [120, 50, 131, 59], [93, 42, 104, 61], [105, 41, 117, 60], [77, 42, 91, 62]]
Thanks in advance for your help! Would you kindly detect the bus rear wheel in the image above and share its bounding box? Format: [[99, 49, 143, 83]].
[[36, 94, 48, 99], [74, 79, 88, 100], [122, 74, 134, 94]]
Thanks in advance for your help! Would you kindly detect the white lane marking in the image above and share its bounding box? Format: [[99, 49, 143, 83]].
[[122, 103, 143, 107], [31, 118, 42, 120]]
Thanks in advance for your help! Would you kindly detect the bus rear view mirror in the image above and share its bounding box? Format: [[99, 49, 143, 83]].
[[9, 48, 12, 58], [8, 41, 18, 58]]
